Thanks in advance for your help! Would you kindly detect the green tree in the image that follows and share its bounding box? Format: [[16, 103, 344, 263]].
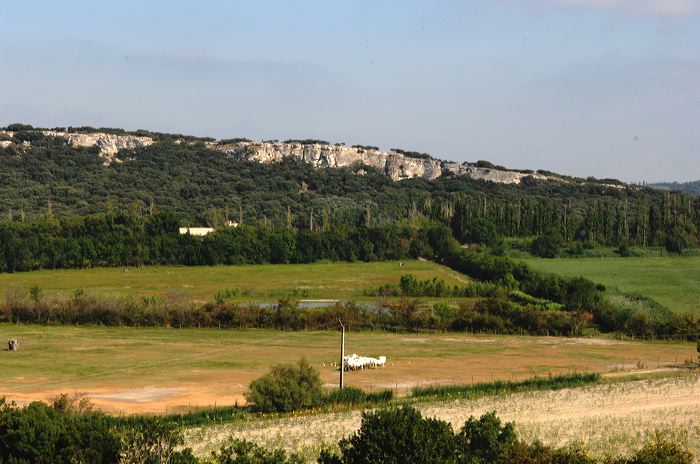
[[664, 226, 690, 254], [465, 219, 502, 247], [530, 229, 563, 258], [319, 406, 457, 464], [245, 359, 323, 413]]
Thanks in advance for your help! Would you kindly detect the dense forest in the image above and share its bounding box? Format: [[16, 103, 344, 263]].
[[1, 126, 699, 250]]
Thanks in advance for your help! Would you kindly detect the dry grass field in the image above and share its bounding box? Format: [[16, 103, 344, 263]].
[[186, 373, 700, 462], [1, 324, 695, 414]]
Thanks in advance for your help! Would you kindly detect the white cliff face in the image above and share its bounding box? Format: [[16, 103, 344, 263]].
[[212, 141, 444, 181], [212, 141, 553, 184], [441, 163, 549, 184], [43, 131, 154, 165]]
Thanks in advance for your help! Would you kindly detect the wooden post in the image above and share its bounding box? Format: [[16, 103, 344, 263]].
[[339, 319, 345, 389]]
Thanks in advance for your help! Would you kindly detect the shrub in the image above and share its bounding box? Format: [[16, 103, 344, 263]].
[[319, 406, 458, 464], [457, 411, 516, 462], [322, 387, 394, 407], [208, 439, 304, 464], [464, 218, 502, 248], [0, 400, 120, 464], [245, 358, 323, 413], [119, 419, 197, 464], [665, 227, 690, 254], [531, 230, 564, 258], [613, 434, 693, 464]]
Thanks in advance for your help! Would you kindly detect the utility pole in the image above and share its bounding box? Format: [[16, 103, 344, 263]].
[[338, 319, 345, 389]]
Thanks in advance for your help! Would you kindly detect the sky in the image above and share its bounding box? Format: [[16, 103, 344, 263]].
[[1, 0, 698, 182]]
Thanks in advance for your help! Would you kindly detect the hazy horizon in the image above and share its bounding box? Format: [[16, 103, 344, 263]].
[[1, 1, 698, 183]]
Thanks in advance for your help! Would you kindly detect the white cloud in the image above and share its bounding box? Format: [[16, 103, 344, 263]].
[[540, 0, 700, 15]]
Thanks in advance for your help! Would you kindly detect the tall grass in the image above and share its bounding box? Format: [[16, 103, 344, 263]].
[[411, 372, 601, 400], [322, 387, 394, 407]]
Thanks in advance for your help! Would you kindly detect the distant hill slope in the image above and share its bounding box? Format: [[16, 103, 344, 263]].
[[649, 181, 700, 196], [1, 123, 698, 249]]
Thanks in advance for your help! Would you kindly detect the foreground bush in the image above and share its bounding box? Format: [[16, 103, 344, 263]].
[[246, 359, 323, 413], [0, 399, 195, 464], [207, 439, 303, 464], [0, 400, 119, 464]]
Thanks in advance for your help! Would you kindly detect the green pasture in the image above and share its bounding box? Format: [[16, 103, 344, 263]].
[[0, 261, 467, 302], [522, 256, 700, 313]]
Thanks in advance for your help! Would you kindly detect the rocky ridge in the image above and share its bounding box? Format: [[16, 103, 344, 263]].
[[211, 140, 552, 184], [42, 131, 154, 165], [2, 129, 556, 184]]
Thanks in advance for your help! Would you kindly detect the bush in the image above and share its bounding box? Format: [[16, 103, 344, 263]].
[[322, 387, 394, 407], [613, 434, 693, 464], [665, 227, 690, 254], [530, 230, 564, 258], [457, 411, 516, 462], [319, 406, 458, 464], [246, 358, 323, 413], [0, 400, 120, 464], [208, 439, 304, 464], [119, 419, 197, 464], [464, 219, 502, 248]]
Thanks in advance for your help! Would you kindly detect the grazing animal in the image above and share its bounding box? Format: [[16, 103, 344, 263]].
[[342, 354, 388, 371]]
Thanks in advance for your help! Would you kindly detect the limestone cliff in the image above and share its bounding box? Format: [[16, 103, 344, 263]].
[[211, 141, 551, 184], [42, 131, 154, 165], [211, 141, 444, 181]]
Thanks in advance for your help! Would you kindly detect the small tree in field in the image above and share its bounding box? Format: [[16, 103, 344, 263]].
[[246, 358, 322, 413]]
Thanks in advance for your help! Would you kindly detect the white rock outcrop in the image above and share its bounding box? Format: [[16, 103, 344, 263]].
[[212, 141, 443, 181], [212, 141, 552, 184], [43, 131, 153, 165]]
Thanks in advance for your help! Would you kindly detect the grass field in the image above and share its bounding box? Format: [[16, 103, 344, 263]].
[[522, 256, 700, 313], [0, 261, 467, 302], [1, 324, 695, 414]]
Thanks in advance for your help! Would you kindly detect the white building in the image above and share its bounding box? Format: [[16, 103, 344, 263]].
[[178, 227, 215, 236], [178, 221, 238, 236]]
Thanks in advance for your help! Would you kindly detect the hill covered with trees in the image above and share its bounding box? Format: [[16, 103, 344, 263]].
[[650, 180, 700, 196], [1, 123, 698, 251]]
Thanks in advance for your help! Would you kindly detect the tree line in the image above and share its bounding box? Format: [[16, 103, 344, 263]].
[[2, 218, 697, 338], [0, 211, 424, 272]]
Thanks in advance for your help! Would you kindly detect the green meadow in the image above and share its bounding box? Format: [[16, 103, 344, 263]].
[[0, 260, 467, 302], [522, 256, 700, 313]]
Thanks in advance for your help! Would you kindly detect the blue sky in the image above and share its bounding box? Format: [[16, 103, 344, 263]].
[[1, 0, 698, 182]]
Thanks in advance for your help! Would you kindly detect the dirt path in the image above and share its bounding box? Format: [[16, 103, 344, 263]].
[[186, 373, 700, 461]]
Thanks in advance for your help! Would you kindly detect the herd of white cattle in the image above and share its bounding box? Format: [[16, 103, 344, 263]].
[[342, 354, 386, 371]]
